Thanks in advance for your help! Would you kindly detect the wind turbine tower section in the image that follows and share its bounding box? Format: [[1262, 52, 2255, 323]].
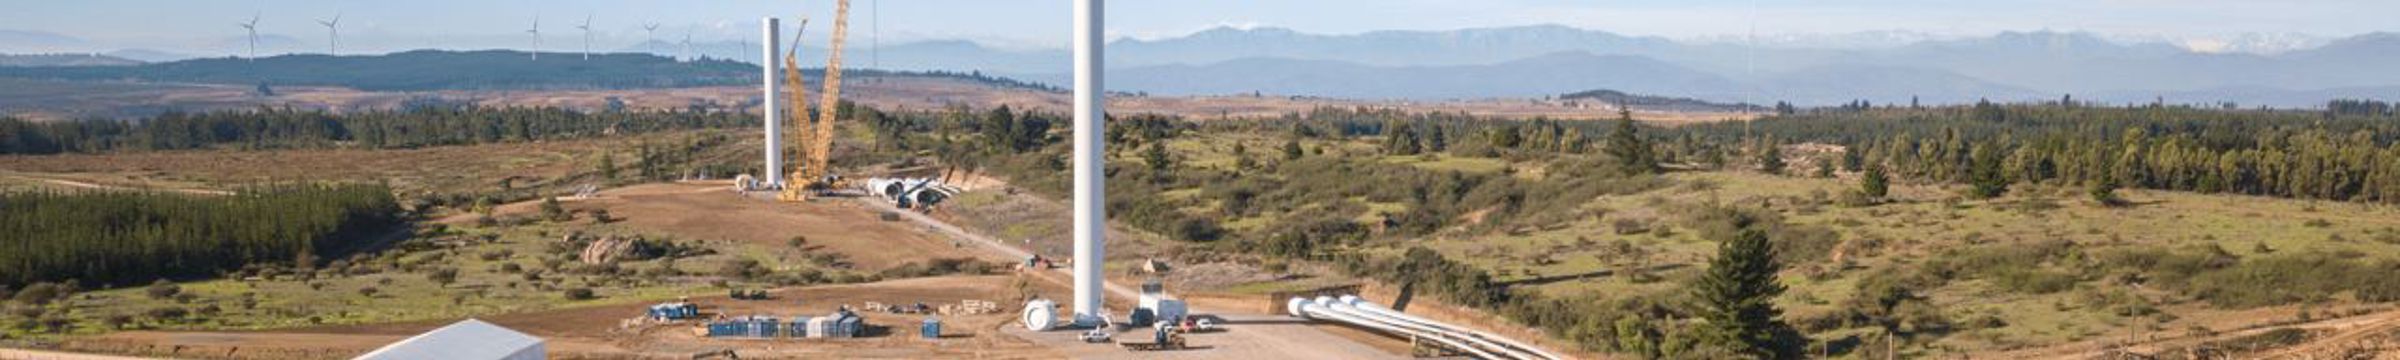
[[1070, 0, 1107, 328], [761, 17, 784, 189]]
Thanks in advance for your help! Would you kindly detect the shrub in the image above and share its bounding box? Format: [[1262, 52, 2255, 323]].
[[144, 279, 181, 299], [563, 287, 597, 300], [1989, 268, 2079, 294], [717, 259, 766, 280], [145, 306, 189, 322], [101, 314, 133, 329], [428, 268, 460, 287], [12, 282, 64, 305], [539, 197, 568, 222], [1835, 189, 1876, 207]]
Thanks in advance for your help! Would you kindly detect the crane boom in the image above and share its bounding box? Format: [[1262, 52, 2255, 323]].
[[776, 19, 812, 201], [778, 0, 849, 202], [811, 0, 851, 188]]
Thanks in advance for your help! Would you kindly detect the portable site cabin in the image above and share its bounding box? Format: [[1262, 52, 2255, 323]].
[[744, 316, 781, 337], [705, 316, 780, 338], [647, 303, 699, 320], [805, 316, 836, 338], [839, 316, 863, 337], [355, 319, 544, 360], [1138, 289, 1189, 323], [786, 316, 814, 337], [804, 309, 861, 338]]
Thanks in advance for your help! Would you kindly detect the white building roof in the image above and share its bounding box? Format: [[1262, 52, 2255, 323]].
[[354, 318, 545, 360]]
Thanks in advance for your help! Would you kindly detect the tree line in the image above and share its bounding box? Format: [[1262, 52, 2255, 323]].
[[1675, 102, 2400, 204], [0, 105, 757, 155], [0, 184, 402, 287]]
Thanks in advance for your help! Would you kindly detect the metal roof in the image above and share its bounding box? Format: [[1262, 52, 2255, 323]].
[[353, 318, 544, 360]]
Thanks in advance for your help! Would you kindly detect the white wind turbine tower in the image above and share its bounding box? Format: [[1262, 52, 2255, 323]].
[[237, 13, 260, 61], [317, 13, 342, 55], [642, 23, 660, 52], [576, 14, 593, 60], [679, 29, 693, 62], [526, 16, 542, 61]]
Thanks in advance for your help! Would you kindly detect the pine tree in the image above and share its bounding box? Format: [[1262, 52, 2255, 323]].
[[1758, 142, 1787, 175], [2089, 178, 2123, 207], [1143, 143, 1175, 173], [1605, 109, 1658, 174], [540, 196, 568, 221], [1281, 139, 1304, 160], [1425, 125, 1449, 152], [1968, 143, 2009, 199], [1692, 228, 1798, 359], [1384, 122, 1423, 155], [1862, 166, 1890, 199], [599, 152, 619, 181]]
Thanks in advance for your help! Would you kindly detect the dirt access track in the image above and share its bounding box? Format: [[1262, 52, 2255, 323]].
[[543, 182, 994, 270], [49, 182, 1412, 359]]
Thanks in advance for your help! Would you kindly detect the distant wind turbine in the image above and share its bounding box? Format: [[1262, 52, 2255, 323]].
[[527, 16, 542, 61], [236, 13, 260, 61], [577, 14, 593, 60], [680, 29, 693, 62], [317, 13, 342, 55], [642, 22, 660, 52]]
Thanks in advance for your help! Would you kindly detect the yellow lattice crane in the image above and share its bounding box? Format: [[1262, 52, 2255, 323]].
[[779, 0, 851, 202]]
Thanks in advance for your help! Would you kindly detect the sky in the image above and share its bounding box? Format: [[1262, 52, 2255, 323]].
[[4, 0, 2396, 55]]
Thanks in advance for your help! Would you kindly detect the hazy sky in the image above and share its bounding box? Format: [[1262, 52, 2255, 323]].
[[6, 0, 2396, 53]]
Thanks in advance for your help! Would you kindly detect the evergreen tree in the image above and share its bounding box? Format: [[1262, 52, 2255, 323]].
[[1605, 110, 1658, 174], [1425, 125, 1449, 152], [1384, 122, 1423, 155], [1758, 142, 1787, 175], [1692, 228, 1799, 359], [599, 153, 619, 181], [1143, 143, 1175, 173], [1840, 146, 1864, 172], [1862, 166, 1890, 199], [2089, 178, 2123, 207], [1281, 139, 1304, 160], [1814, 159, 1835, 178], [540, 196, 568, 221], [1967, 143, 2009, 199]]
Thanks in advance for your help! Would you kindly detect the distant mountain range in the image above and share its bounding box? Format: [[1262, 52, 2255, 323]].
[[632, 25, 2391, 107], [1072, 26, 2400, 107], [5, 25, 2396, 107], [0, 50, 757, 91], [0, 53, 141, 67], [0, 50, 1055, 93]]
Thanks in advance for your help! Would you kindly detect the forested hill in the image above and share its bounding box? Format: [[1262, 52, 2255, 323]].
[[0, 50, 1059, 92], [1557, 89, 1765, 113]]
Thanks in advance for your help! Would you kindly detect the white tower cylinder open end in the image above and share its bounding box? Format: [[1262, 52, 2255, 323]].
[[760, 17, 784, 189], [1069, 0, 1107, 328]]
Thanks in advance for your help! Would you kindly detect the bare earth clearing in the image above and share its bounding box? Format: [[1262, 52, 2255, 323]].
[[33, 182, 1411, 359]]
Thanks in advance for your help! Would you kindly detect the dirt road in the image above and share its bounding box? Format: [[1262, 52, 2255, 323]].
[[858, 196, 1408, 359], [0, 349, 156, 360]]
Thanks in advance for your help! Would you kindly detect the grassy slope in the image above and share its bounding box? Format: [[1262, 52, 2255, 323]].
[[1437, 170, 2400, 354]]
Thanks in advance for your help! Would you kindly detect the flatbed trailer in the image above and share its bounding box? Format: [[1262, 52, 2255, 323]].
[[1118, 326, 1187, 351]]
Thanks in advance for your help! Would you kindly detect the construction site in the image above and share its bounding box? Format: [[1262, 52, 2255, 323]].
[[658, 1, 1565, 357], [3, 1, 1570, 359]]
